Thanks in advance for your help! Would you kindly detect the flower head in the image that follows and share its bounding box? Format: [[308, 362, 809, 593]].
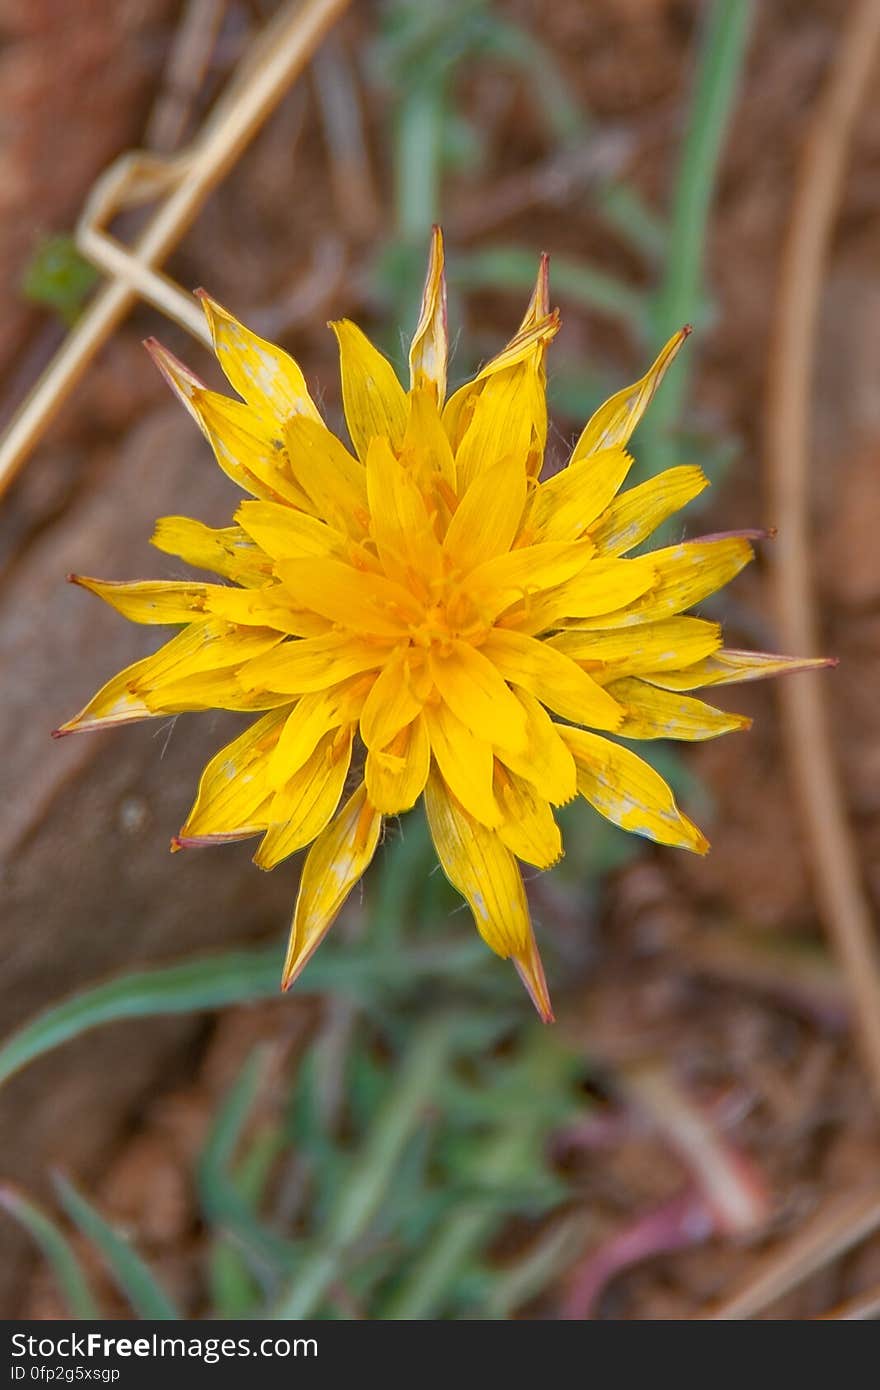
[[58, 229, 831, 1020]]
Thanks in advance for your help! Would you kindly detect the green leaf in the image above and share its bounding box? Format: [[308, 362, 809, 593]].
[[0, 939, 491, 1093], [53, 1174, 178, 1320], [21, 235, 98, 325], [0, 1184, 100, 1319], [0, 946, 281, 1090]]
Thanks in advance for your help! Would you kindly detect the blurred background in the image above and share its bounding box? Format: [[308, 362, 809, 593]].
[[1, 0, 879, 1320]]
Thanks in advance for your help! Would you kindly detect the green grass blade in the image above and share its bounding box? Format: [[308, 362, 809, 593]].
[[638, 0, 754, 483], [53, 1175, 178, 1320], [0, 945, 280, 1090], [271, 1014, 456, 1318], [0, 1184, 100, 1319], [198, 1049, 297, 1277], [0, 939, 491, 1093]]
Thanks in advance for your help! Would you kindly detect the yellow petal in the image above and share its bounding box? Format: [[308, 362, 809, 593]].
[[494, 688, 577, 806], [422, 699, 501, 827], [587, 465, 709, 556], [175, 708, 289, 846], [268, 677, 369, 789], [402, 386, 456, 490], [55, 657, 160, 734], [274, 556, 420, 637], [255, 725, 354, 869], [643, 648, 836, 692], [559, 725, 708, 853], [69, 575, 210, 625], [517, 252, 550, 332], [509, 555, 657, 635], [511, 918, 554, 1023], [481, 628, 623, 730], [365, 435, 442, 589], [527, 448, 633, 541], [147, 669, 291, 714], [365, 714, 431, 814], [409, 225, 448, 403], [569, 535, 754, 629], [235, 501, 348, 562], [282, 783, 382, 990], [605, 677, 751, 740], [140, 624, 288, 713], [428, 640, 527, 752], [238, 631, 393, 695], [151, 516, 270, 588], [571, 326, 691, 460], [448, 297, 558, 469], [444, 458, 527, 574], [283, 415, 369, 538], [424, 767, 530, 957], [195, 389, 312, 507], [146, 341, 311, 507], [204, 585, 328, 638], [330, 319, 408, 461], [144, 337, 208, 429], [359, 649, 423, 750], [476, 310, 561, 381], [452, 371, 538, 493], [56, 621, 281, 733], [196, 291, 322, 424], [494, 766, 562, 869], [465, 540, 594, 621], [549, 617, 722, 680]]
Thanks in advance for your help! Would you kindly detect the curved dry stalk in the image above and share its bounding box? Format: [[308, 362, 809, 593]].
[[0, 0, 351, 503], [765, 1, 880, 1103]]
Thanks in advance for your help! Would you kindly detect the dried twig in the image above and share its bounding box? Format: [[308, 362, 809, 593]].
[[617, 1063, 768, 1239], [816, 1284, 880, 1321], [707, 1186, 880, 1320], [0, 0, 351, 504], [765, 1, 880, 1103]]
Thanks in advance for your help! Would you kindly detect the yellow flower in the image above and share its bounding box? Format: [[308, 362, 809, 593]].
[[58, 229, 831, 1021]]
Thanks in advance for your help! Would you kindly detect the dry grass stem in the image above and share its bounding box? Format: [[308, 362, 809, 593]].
[[0, 0, 351, 504], [707, 1186, 880, 1320], [765, 0, 880, 1104]]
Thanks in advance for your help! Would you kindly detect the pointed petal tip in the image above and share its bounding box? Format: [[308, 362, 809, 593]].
[[50, 727, 67, 740], [513, 930, 555, 1023], [144, 337, 206, 396]]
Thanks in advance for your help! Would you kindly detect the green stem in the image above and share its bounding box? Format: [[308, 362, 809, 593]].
[[384, 1038, 571, 1318], [383, 1124, 534, 1319], [270, 1014, 455, 1318], [395, 83, 443, 242], [639, 0, 754, 479]]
